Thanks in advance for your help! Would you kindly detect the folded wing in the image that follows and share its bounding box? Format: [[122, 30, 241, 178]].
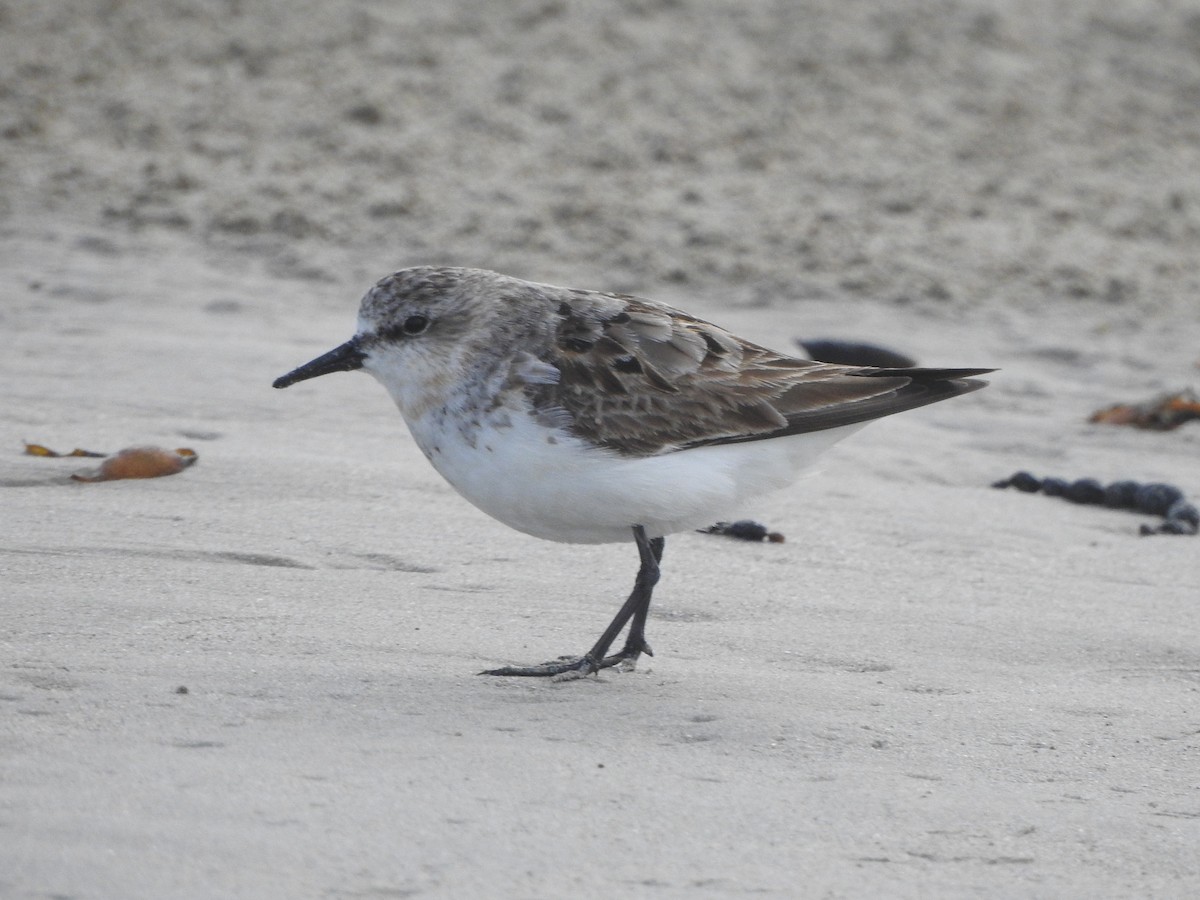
[[521, 290, 992, 456]]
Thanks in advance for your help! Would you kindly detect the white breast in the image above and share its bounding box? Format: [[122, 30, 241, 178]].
[[400, 403, 863, 545]]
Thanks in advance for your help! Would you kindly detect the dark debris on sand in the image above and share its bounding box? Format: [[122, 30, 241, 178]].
[[993, 472, 1198, 536], [700, 520, 786, 543]]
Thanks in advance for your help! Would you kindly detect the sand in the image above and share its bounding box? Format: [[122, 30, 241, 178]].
[[3, 1, 1199, 897]]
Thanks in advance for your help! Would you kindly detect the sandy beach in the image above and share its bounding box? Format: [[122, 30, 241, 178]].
[[4, 2, 1200, 897]]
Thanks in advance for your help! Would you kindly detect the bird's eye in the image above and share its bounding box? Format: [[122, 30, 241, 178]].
[[403, 315, 429, 335]]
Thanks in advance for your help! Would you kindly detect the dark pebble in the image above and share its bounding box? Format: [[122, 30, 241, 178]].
[[1167, 500, 1199, 528], [1065, 478, 1105, 505], [1011, 471, 1042, 492], [1134, 483, 1184, 517], [1103, 480, 1140, 509], [1041, 477, 1070, 497], [701, 520, 785, 543], [1145, 519, 1199, 536], [997, 471, 1194, 536], [726, 520, 769, 541]]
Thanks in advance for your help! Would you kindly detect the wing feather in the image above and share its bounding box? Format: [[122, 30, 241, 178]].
[[522, 291, 991, 456]]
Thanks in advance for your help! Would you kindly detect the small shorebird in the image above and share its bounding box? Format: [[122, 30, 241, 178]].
[[275, 267, 991, 679]]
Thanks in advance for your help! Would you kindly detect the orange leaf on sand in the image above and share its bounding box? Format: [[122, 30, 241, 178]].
[[1089, 389, 1200, 431], [70, 447, 198, 482], [23, 443, 106, 458]]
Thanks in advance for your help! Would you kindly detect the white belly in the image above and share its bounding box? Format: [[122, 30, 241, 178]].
[[403, 408, 863, 544]]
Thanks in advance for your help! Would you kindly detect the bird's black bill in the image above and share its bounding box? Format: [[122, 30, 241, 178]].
[[273, 338, 365, 389]]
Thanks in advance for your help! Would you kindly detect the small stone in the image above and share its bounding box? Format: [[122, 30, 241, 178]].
[[1103, 480, 1140, 509], [1041, 477, 1070, 497], [1134, 483, 1183, 517], [1166, 500, 1199, 529], [1149, 519, 1198, 536], [1065, 478, 1105, 505], [1010, 471, 1042, 492]]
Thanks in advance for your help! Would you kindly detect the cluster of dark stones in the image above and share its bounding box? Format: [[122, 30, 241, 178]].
[[992, 472, 1199, 535]]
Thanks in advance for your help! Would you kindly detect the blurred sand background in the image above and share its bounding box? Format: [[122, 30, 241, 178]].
[[3, 1, 1199, 897]]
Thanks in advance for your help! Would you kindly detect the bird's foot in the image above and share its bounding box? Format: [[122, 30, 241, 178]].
[[598, 637, 653, 673], [479, 655, 598, 679], [480, 639, 652, 680]]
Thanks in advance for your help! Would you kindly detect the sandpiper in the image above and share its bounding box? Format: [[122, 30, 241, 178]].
[[275, 267, 991, 679]]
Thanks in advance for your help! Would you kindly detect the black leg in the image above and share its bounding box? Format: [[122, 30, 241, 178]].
[[597, 534, 663, 670], [480, 526, 664, 679]]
